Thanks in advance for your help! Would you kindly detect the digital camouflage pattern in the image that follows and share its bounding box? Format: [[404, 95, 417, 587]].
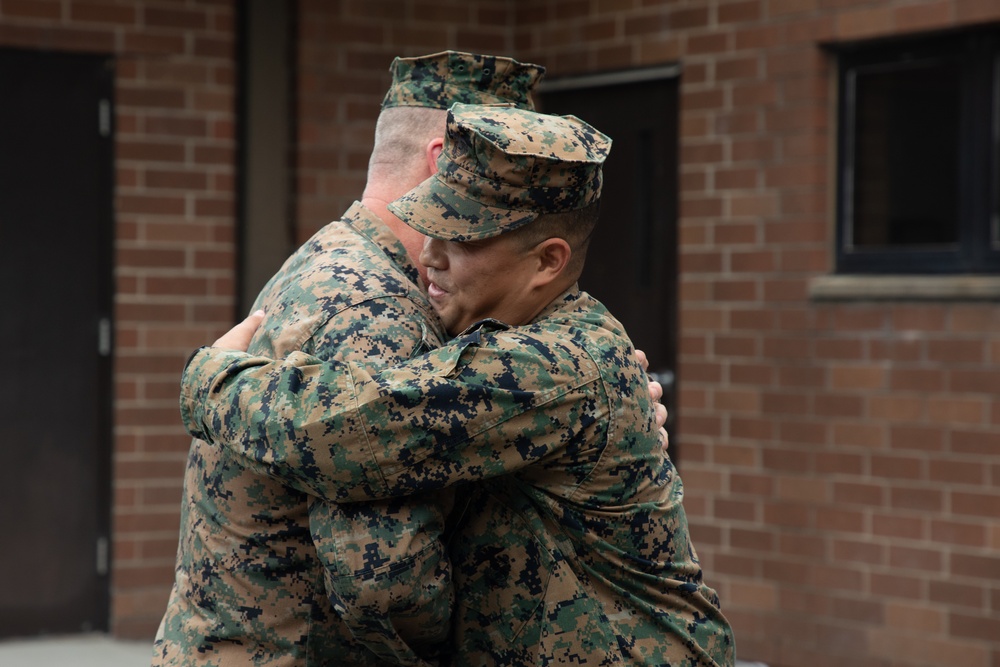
[[180, 288, 736, 666], [388, 103, 611, 242], [153, 202, 449, 666], [381, 51, 544, 111]]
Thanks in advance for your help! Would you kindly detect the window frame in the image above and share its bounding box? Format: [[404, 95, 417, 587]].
[[833, 29, 1000, 275]]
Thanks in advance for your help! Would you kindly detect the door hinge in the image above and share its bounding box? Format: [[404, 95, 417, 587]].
[[98, 317, 112, 356], [98, 99, 111, 137], [96, 536, 109, 576]]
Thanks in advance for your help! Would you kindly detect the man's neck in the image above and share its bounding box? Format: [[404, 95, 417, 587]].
[[360, 195, 428, 286]]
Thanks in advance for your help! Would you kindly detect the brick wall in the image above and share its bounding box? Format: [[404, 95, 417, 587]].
[[0, 0, 238, 639], [5, 0, 998, 660]]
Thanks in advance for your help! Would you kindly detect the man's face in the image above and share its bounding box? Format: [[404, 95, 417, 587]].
[[419, 233, 540, 335]]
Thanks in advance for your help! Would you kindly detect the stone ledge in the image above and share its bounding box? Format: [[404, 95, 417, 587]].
[[809, 275, 1000, 301]]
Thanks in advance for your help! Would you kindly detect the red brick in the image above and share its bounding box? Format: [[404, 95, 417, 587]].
[[730, 472, 773, 496], [814, 394, 863, 418], [714, 221, 759, 244], [717, 53, 759, 81], [763, 501, 811, 528], [870, 396, 927, 422], [732, 137, 776, 161], [118, 140, 188, 165], [949, 369, 1000, 394], [779, 532, 825, 558], [71, 1, 137, 25], [871, 454, 924, 481], [712, 279, 759, 302], [715, 498, 758, 521], [713, 553, 760, 577], [890, 487, 944, 512], [884, 601, 944, 633], [681, 250, 724, 273], [830, 365, 884, 390], [889, 425, 945, 452], [927, 397, 986, 426], [815, 507, 864, 533], [731, 416, 777, 440], [929, 579, 986, 609], [815, 451, 865, 475], [681, 196, 725, 219], [832, 482, 885, 507], [930, 520, 987, 548], [890, 545, 944, 572], [112, 561, 177, 590], [714, 109, 760, 135], [811, 564, 864, 593], [949, 612, 1000, 643], [669, 6, 710, 29], [714, 334, 759, 357], [728, 310, 774, 332], [761, 336, 811, 360], [580, 16, 617, 41], [833, 423, 886, 449], [729, 363, 775, 386], [951, 552, 1000, 581], [929, 460, 987, 486], [761, 391, 810, 416], [719, 0, 762, 23], [871, 572, 925, 600], [831, 596, 884, 623], [835, 6, 893, 40], [762, 447, 811, 473], [952, 491, 1000, 520], [122, 32, 187, 55], [119, 194, 186, 216], [715, 388, 762, 413], [873, 512, 925, 540], [769, 0, 818, 16], [951, 430, 1000, 456], [777, 419, 827, 446], [928, 339, 986, 364]]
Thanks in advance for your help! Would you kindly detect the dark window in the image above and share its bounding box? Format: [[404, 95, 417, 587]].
[[834, 29, 1000, 274]]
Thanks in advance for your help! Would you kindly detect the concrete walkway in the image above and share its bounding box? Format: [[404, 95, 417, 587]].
[[0, 633, 768, 666], [0, 634, 152, 667]]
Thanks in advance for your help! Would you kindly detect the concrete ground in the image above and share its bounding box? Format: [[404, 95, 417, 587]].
[[0, 634, 152, 667], [0, 633, 768, 666]]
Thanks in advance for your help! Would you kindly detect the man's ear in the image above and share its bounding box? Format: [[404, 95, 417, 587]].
[[532, 238, 572, 288], [425, 137, 444, 175]]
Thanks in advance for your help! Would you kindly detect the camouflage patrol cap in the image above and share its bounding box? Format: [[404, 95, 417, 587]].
[[381, 51, 545, 111], [387, 103, 611, 241]]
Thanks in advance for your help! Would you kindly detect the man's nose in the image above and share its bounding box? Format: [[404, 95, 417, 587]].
[[419, 237, 444, 268]]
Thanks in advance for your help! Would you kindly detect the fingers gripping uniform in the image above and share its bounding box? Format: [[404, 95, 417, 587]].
[[153, 51, 545, 667]]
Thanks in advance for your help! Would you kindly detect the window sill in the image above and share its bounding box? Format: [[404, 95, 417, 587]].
[[809, 275, 1000, 301]]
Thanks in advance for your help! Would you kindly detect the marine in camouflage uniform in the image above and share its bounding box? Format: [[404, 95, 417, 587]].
[[179, 105, 736, 666], [152, 54, 544, 667]]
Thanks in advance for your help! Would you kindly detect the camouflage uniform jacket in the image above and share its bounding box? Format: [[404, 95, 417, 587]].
[[154, 201, 450, 667], [180, 288, 736, 667]]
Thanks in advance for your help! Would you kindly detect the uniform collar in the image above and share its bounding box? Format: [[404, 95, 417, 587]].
[[342, 201, 422, 287]]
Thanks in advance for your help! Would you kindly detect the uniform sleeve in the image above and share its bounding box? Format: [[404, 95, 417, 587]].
[[180, 327, 604, 502]]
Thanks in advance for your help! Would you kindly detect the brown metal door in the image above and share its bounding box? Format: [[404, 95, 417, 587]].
[[0, 48, 114, 636], [541, 71, 680, 455]]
